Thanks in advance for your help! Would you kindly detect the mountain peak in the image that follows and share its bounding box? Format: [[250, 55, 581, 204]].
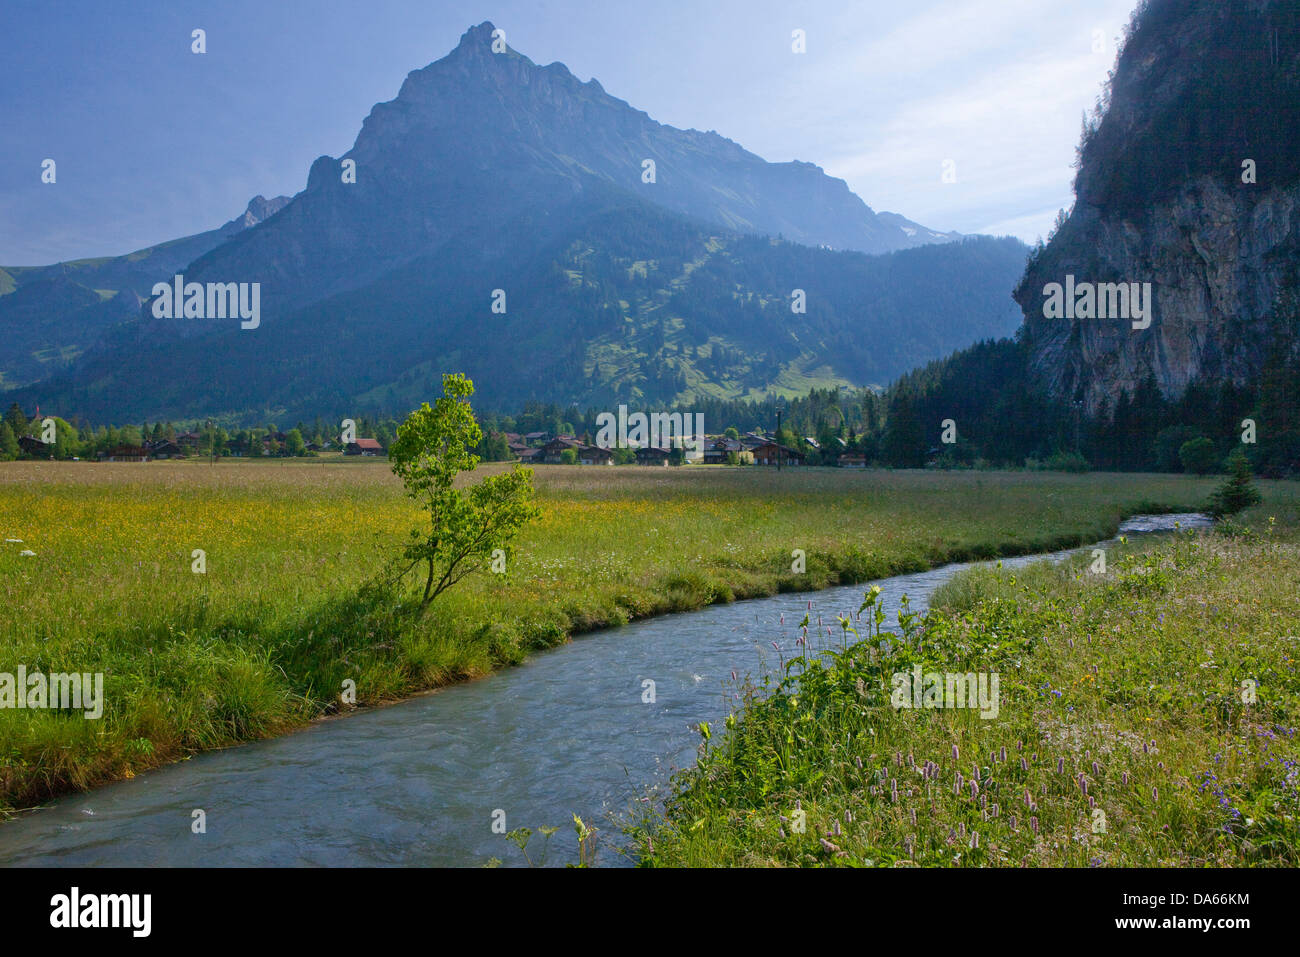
[[449, 20, 505, 61], [458, 21, 498, 45], [220, 194, 290, 235]]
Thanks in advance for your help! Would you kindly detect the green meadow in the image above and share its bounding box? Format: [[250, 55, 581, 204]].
[[635, 495, 1300, 867], [0, 461, 1226, 815]]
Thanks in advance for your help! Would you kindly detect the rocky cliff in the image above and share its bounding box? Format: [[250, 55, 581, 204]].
[[1015, 0, 1300, 416]]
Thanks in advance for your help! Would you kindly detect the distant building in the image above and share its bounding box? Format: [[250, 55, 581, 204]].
[[635, 446, 671, 466], [103, 445, 151, 462], [839, 454, 867, 469], [578, 444, 614, 465], [147, 439, 183, 459], [17, 435, 52, 458], [752, 442, 804, 466], [345, 438, 384, 456], [540, 436, 583, 464], [703, 437, 748, 465]]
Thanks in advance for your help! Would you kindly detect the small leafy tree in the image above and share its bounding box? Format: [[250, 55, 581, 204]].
[[1207, 448, 1262, 517], [389, 373, 541, 609], [0, 422, 17, 461], [284, 428, 307, 457]]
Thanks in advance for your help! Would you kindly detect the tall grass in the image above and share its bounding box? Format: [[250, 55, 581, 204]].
[[635, 498, 1300, 867], [0, 461, 1227, 813]]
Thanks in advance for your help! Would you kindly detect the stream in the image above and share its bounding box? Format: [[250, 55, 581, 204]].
[[0, 513, 1210, 867]]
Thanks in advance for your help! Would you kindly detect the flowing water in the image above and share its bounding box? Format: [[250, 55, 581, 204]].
[[0, 513, 1210, 867]]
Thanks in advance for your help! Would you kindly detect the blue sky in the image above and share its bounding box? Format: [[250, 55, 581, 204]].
[[1, 0, 1139, 265]]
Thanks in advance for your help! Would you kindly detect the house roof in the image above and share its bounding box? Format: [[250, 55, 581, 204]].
[[351, 438, 383, 450]]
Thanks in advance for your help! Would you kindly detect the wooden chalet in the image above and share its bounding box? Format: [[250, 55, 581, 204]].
[[752, 442, 804, 466], [345, 438, 384, 456], [634, 446, 671, 466]]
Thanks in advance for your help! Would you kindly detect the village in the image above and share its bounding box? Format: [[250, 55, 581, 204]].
[[0, 402, 872, 468]]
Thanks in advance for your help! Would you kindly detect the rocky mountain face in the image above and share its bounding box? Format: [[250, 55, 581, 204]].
[[1014, 0, 1300, 417], [177, 21, 954, 324]]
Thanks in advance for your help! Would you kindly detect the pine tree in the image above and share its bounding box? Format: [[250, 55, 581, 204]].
[[1207, 449, 1263, 517]]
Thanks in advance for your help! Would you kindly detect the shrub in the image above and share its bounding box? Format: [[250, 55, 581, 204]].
[[1179, 437, 1219, 475]]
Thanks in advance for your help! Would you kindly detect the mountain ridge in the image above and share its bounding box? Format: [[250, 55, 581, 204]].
[[2, 21, 1019, 424]]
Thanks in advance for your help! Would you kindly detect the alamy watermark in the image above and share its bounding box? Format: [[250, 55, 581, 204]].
[[0, 667, 103, 719], [593, 405, 705, 456], [151, 273, 260, 330], [890, 666, 999, 719], [1042, 275, 1153, 330]]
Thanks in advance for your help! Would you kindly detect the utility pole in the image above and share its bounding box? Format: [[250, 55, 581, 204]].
[[776, 405, 783, 471]]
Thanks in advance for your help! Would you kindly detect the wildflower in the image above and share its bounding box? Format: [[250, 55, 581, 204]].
[[952, 744, 959, 761], [1152, 787, 1158, 801], [1122, 772, 1129, 785], [1057, 757, 1065, 774], [1030, 816, 1039, 834], [999, 746, 1007, 763], [1020, 757, 1028, 772], [1092, 761, 1099, 776]]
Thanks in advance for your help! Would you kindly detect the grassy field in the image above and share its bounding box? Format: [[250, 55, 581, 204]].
[[0, 460, 1228, 814], [635, 496, 1300, 867]]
